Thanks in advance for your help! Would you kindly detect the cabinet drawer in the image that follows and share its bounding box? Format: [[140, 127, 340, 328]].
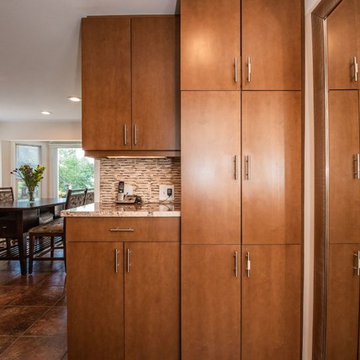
[[66, 217, 180, 242]]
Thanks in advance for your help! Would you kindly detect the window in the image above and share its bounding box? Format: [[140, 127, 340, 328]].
[[15, 144, 41, 200], [57, 148, 94, 198]]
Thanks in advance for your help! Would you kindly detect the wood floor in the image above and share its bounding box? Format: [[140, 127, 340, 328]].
[[0, 257, 67, 360]]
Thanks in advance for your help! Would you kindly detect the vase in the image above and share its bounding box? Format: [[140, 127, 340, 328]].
[[28, 188, 35, 203]]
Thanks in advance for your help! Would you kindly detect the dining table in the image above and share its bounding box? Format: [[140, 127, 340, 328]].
[[0, 198, 66, 275]]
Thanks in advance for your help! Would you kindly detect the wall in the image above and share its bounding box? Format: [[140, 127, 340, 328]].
[[100, 158, 181, 203], [303, 0, 320, 358]]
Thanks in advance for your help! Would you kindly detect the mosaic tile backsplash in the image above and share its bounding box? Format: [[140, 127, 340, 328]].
[[100, 158, 181, 203]]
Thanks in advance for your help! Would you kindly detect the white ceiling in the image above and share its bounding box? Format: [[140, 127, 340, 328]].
[[0, 0, 178, 122]]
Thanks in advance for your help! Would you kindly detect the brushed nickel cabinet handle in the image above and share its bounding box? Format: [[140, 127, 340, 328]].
[[244, 155, 251, 180], [245, 252, 251, 278], [353, 57, 359, 82], [353, 251, 360, 276], [114, 249, 119, 273], [234, 57, 239, 83], [134, 124, 138, 145], [126, 248, 131, 273], [234, 155, 239, 180], [234, 251, 238, 278], [109, 228, 134, 233], [353, 154, 360, 179], [123, 124, 127, 145], [357, 154, 360, 179], [247, 56, 252, 83]]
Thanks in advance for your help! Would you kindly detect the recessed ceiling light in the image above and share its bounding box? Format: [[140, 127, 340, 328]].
[[41, 111, 52, 115], [67, 96, 81, 102]]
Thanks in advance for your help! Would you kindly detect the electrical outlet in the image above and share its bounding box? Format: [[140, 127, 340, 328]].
[[124, 184, 133, 195], [159, 185, 174, 201]]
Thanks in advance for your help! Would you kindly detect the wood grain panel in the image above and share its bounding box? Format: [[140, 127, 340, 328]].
[[180, 0, 240, 90], [66, 217, 180, 242], [67, 242, 124, 360], [242, 91, 302, 244], [242, 0, 302, 90], [182, 245, 241, 360], [125, 242, 179, 360], [327, 0, 359, 90], [326, 244, 360, 360], [242, 245, 301, 360], [132, 17, 180, 150], [329, 91, 360, 243], [181, 91, 241, 244], [82, 17, 131, 150]]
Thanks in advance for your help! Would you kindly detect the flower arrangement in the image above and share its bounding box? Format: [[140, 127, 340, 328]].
[[11, 165, 45, 202]]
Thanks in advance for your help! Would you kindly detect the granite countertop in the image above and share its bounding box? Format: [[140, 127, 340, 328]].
[[61, 202, 181, 218]]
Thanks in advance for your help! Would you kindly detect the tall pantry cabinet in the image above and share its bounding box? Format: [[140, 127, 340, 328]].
[[181, 0, 303, 359]]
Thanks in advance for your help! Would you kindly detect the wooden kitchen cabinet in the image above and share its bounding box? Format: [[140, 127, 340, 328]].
[[67, 241, 125, 360], [242, 245, 301, 359], [66, 218, 180, 360], [242, 0, 301, 90], [125, 242, 179, 360], [329, 91, 360, 243], [326, 244, 360, 360], [242, 91, 302, 245], [82, 16, 180, 153], [131, 17, 180, 150], [327, 0, 360, 90], [181, 91, 241, 244], [182, 245, 241, 360], [82, 17, 131, 151], [180, 0, 241, 90]]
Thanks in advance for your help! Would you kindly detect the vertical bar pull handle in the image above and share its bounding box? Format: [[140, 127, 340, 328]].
[[245, 252, 251, 278], [247, 56, 252, 83], [114, 249, 119, 273], [234, 251, 238, 278], [126, 248, 131, 273], [353, 251, 360, 276], [244, 155, 251, 180], [234, 155, 239, 180], [134, 125, 138, 145], [353, 154, 360, 179], [234, 57, 239, 83], [123, 125, 127, 145], [353, 57, 359, 82]]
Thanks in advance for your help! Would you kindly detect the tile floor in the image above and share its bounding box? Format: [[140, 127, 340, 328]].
[[0, 258, 67, 360]]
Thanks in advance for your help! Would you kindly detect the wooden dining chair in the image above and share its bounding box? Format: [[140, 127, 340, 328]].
[[0, 187, 15, 257], [85, 188, 94, 205], [28, 188, 87, 274]]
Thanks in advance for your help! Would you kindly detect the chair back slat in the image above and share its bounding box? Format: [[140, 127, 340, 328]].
[[0, 187, 14, 203], [65, 189, 87, 210], [85, 188, 94, 205]]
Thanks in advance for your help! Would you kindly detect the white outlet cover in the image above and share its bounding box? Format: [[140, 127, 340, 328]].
[[159, 185, 174, 201], [124, 184, 133, 195]]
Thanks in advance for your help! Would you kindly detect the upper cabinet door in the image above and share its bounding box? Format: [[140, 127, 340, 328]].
[[329, 91, 360, 243], [181, 91, 241, 244], [82, 18, 131, 150], [132, 17, 180, 150], [327, 0, 359, 90], [180, 0, 241, 90], [242, 0, 301, 90], [242, 92, 302, 244]]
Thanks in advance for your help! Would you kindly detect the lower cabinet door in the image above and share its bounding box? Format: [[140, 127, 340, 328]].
[[182, 245, 241, 360], [67, 242, 124, 360], [124, 242, 180, 360], [242, 245, 301, 360], [326, 244, 360, 360]]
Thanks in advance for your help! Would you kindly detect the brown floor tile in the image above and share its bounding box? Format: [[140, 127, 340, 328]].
[[0, 336, 17, 355], [40, 272, 66, 287], [4, 273, 51, 287], [0, 306, 49, 336], [10, 286, 65, 306], [0, 335, 67, 360], [55, 295, 67, 306], [0, 272, 21, 286], [0, 286, 29, 306], [25, 307, 67, 336], [32, 261, 65, 273]]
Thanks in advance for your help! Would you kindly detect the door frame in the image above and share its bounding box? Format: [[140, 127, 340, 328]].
[[311, 0, 344, 358]]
